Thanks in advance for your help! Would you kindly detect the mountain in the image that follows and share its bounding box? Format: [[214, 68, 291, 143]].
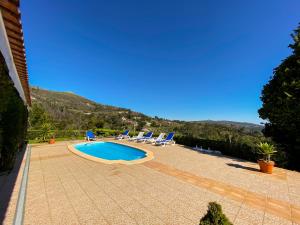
[[29, 87, 263, 139], [31, 86, 134, 114], [30, 87, 175, 130], [195, 120, 263, 133]]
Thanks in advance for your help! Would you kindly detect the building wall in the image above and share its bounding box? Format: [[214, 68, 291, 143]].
[[0, 10, 26, 104]]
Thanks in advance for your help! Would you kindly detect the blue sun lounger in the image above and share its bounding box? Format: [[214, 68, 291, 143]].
[[86, 130, 96, 141], [155, 132, 175, 146], [115, 130, 130, 140], [146, 133, 165, 144], [137, 131, 153, 142]]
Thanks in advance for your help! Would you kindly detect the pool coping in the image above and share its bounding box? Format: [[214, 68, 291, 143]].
[[67, 141, 154, 165]]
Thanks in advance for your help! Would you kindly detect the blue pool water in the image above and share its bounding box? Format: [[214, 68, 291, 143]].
[[74, 142, 147, 161]]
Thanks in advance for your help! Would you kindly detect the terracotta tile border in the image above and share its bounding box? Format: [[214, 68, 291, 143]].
[[143, 161, 300, 224], [67, 141, 154, 165]]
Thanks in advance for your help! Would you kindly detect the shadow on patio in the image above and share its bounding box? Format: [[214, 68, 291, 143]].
[[0, 148, 26, 223], [226, 162, 260, 172]]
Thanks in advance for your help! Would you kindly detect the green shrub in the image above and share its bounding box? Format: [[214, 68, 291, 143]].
[[28, 128, 122, 142], [200, 202, 233, 225], [94, 128, 119, 137], [174, 135, 260, 161], [0, 52, 28, 171], [27, 129, 86, 142]]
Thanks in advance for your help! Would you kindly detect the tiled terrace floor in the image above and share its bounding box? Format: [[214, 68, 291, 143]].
[[2, 138, 300, 225]]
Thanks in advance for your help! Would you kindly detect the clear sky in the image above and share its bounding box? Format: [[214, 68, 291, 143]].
[[21, 0, 300, 124]]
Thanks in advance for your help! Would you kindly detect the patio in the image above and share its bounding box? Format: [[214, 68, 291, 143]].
[[1, 138, 300, 225]]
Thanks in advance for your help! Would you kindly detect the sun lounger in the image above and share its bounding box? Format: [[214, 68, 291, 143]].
[[146, 133, 165, 144], [128, 132, 144, 141], [115, 130, 130, 140], [86, 130, 96, 141], [155, 132, 175, 146], [136, 131, 153, 143]]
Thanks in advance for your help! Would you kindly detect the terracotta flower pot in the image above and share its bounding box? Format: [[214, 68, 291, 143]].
[[49, 138, 55, 144], [258, 160, 275, 174]]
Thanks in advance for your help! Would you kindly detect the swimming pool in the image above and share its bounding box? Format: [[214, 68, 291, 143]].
[[69, 142, 153, 164]]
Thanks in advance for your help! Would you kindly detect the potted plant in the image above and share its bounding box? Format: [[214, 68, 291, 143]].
[[40, 123, 55, 144], [257, 142, 277, 174], [48, 132, 55, 144]]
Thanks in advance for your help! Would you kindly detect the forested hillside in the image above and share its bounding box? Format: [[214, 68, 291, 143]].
[[29, 87, 262, 139], [29, 87, 289, 166], [30, 87, 150, 130]]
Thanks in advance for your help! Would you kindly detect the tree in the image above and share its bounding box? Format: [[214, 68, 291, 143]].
[[136, 120, 146, 130], [40, 122, 53, 142], [199, 202, 232, 225], [258, 23, 300, 170], [95, 120, 105, 129], [29, 103, 49, 128]]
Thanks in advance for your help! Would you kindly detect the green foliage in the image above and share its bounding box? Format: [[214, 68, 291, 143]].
[[27, 128, 120, 142], [95, 120, 104, 129], [29, 87, 145, 131], [0, 53, 28, 171], [136, 120, 146, 130], [259, 23, 300, 170], [176, 135, 256, 161], [199, 202, 233, 225], [94, 128, 119, 137], [257, 142, 276, 162], [27, 130, 86, 142], [28, 103, 56, 142], [29, 103, 49, 128], [40, 123, 54, 141]]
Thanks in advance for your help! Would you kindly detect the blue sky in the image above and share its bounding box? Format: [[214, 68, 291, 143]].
[[22, 0, 300, 124]]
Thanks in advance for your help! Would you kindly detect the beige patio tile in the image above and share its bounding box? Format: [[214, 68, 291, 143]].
[[138, 192, 189, 223], [263, 212, 293, 225], [169, 198, 205, 221], [234, 218, 260, 225], [24, 200, 52, 225], [235, 204, 264, 225], [49, 207, 79, 225], [3, 139, 295, 224], [92, 193, 138, 225]]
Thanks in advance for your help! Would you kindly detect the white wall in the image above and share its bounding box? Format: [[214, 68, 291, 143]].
[[0, 10, 27, 104]]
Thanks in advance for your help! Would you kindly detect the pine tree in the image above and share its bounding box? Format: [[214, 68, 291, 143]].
[[258, 23, 300, 170], [199, 202, 233, 225]]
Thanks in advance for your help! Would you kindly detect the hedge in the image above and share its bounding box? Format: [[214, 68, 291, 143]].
[[93, 128, 119, 137], [27, 128, 121, 141], [174, 135, 260, 162], [27, 128, 162, 142], [0, 52, 28, 172], [27, 130, 86, 141]]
